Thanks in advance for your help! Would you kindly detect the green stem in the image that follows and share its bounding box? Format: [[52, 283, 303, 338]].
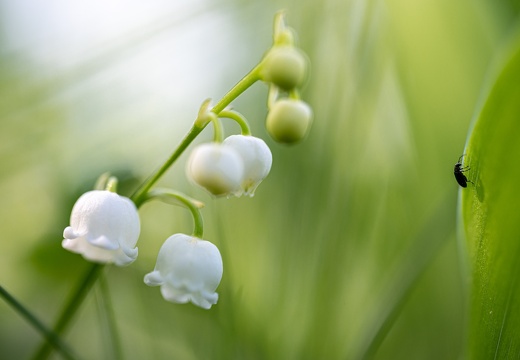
[[218, 110, 252, 136], [267, 84, 279, 110], [130, 124, 204, 207], [0, 286, 78, 360], [211, 116, 224, 143], [31, 264, 104, 360], [288, 88, 300, 100], [145, 189, 204, 238], [97, 271, 123, 360], [210, 66, 262, 114]]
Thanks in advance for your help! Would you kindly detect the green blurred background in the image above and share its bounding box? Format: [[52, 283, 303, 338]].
[[0, 0, 517, 359]]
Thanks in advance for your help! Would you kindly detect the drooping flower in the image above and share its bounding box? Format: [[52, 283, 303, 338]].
[[186, 143, 244, 196], [144, 233, 223, 309], [222, 135, 272, 197], [62, 190, 140, 266]]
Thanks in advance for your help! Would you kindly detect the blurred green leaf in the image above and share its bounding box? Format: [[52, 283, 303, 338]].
[[502, 0, 520, 15], [462, 30, 520, 358]]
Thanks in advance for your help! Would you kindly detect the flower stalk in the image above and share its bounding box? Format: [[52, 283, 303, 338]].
[[219, 110, 252, 136], [144, 189, 205, 238]]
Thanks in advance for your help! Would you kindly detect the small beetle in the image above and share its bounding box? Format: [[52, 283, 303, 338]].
[[454, 155, 473, 187]]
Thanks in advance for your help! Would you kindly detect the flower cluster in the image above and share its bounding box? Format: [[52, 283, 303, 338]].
[[61, 11, 312, 311], [63, 184, 224, 309]]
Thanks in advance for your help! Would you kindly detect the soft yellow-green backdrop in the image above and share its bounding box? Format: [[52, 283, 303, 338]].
[[0, 0, 514, 358]]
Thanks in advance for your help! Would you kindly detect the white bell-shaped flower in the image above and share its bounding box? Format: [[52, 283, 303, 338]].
[[186, 143, 244, 197], [62, 190, 140, 266], [144, 234, 223, 310], [223, 135, 273, 197]]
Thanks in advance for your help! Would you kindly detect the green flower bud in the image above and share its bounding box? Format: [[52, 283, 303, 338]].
[[266, 99, 313, 144], [261, 46, 307, 90]]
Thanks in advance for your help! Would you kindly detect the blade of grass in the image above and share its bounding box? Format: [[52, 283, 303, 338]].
[[461, 26, 520, 359], [0, 285, 78, 360], [96, 270, 123, 360], [31, 264, 104, 360], [354, 192, 457, 359]]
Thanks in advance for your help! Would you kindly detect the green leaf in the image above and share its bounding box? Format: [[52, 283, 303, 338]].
[[462, 31, 520, 359]]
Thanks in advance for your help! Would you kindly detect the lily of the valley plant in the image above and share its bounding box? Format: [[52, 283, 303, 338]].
[[0, 11, 313, 360]]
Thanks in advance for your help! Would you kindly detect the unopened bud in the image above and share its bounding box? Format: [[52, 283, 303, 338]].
[[266, 99, 313, 144]]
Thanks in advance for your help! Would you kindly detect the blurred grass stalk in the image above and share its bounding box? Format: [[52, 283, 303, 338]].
[[0, 285, 77, 360]]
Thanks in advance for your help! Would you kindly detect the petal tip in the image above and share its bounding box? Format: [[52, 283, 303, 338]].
[[63, 226, 78, 239], [144, 271, 164, 286]]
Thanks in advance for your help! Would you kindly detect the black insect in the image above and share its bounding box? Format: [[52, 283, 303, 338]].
[[454, 155, 473, 188]]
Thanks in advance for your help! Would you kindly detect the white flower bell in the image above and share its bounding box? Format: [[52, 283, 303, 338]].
[[223, 135, 273, 197], [186, 143, 244, 196], [144, 234, 223, 309], [62, 190, 140, 266]]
